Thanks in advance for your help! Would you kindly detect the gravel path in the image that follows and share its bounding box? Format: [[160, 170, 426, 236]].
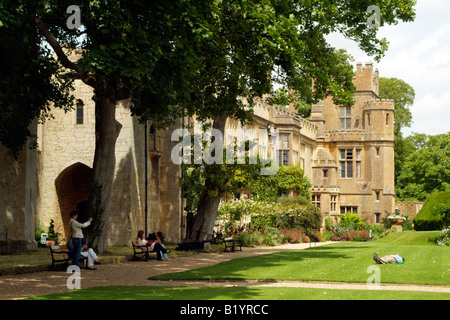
[[1, 242, 449, 300]]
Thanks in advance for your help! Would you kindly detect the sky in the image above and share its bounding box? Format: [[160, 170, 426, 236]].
[[326, 0, 450, 137]]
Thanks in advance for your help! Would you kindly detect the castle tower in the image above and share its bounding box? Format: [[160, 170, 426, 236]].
[[309, 62, 395, 224]]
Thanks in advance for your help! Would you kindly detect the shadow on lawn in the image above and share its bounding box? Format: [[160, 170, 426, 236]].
[[149, 246, 361, 281], [29, 285, 267, 301]]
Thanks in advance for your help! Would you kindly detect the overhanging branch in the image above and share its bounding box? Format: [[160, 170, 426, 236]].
[[27, 13, 97, 88]]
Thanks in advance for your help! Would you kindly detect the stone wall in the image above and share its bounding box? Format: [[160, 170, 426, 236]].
[[395, 201, 424, 221], [0, 122, 38, 253], [36, 79, 183, 246]]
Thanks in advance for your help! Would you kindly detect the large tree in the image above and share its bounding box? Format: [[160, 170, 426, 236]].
[[397, 132, 450, 201], [1, 0, 416, 247], [2, 0, 210, 251], [181, 0, 417, 241]]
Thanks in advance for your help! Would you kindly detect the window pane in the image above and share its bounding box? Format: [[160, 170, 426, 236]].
[[340, 118, 345, 130], [346, 118, 351, 129], [282, 134, 289, 148], [356, 149, 361, 160], [347, 161, 353, 178], [340, 107, 345, 117], [76, 106, 83, 125], [277, 150, 282, 166], [340, 149, 345, 159], [283, 150, 289, 166], [346, 149, 353, 159], [339, 161, 346, 178], [346, 107, 351, 116], [356, 161, 361, 178]]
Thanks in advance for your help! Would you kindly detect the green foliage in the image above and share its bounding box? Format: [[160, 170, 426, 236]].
[[235, 227, 282, 247], [218, 198, 321, 233], [339, 212, 366, 230], [0, 2, 74, 157], [413, 191, 450, 231], [379, 77, 415, 133], [251, 165, 311, 202], [1, 0, 417, 157], [34, 219, 46, 243], [436, 228, 450, 246], [397, 133, 450, 201], [267, 87, 312, 119], [46, 219, 60, 243]]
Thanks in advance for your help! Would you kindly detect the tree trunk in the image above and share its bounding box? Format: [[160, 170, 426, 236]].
[[190, 191, 222, 241], [86, 95, 122, 253], [190, 114, 228, 241]]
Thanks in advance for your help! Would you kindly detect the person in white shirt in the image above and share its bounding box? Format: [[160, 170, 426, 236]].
[[80, 240, 100, 270], [69, 211, 92, 267]]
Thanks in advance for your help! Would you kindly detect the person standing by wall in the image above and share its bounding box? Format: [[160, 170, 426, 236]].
[[69, 211, 92, 267]]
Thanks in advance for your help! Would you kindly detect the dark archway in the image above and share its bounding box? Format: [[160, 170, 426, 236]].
[[55, 162, 93, 239]]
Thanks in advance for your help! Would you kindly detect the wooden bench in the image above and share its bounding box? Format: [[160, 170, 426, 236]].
[[132, 241, 157, 260], [223, 237, 243, 252], [49, 244, 87, 270]]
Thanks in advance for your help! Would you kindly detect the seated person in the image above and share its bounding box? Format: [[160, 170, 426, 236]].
[[136, 230, 148, 247], [80, 239, 100, 270], [147, 231, 171, 261], [67, 238, 100, 270], [136, 230, 170, 261]]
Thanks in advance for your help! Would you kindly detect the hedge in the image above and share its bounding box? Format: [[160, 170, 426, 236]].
[[413, 191, 450, 231]]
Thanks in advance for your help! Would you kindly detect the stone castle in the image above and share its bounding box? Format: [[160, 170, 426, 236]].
[[0, 62, 400, 253]]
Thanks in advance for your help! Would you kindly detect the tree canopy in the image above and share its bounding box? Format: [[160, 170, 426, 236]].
[[397, 132, 450, 201], [1, 0, 417, 246]]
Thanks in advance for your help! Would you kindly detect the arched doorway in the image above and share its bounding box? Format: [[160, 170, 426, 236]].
[[55, 163, 93, 239]]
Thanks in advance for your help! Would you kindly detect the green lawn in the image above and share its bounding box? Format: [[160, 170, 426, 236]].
[[150, 231, 449, 285], [25, 231, 450, 300], [28, 285, 449, 300]]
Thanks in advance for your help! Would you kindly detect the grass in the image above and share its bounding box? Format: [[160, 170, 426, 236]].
[[8, 231, 450, 300], [150, 231, 449, 285], [27, 285, 450, 300], [375, 230, 440, 245]]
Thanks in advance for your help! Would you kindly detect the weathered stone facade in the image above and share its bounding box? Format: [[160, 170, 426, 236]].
[[34, 79, 183, 246], [395, 201, 424, 221], [0, 62, 396, 252], [0, 121, 38, 253], [309, 62, 396, 224]]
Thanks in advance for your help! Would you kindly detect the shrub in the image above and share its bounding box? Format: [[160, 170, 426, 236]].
[[351, 231, 370, 241], [280, 229, 309, 244], [414, 191, 450, 231], [218, 198, 322, 232], [339, 212, 365, 230], [365, 224, 387, 239], [35, 219, 46, 243], [234, 226, 282, 247], [436, 227, 450, 246]]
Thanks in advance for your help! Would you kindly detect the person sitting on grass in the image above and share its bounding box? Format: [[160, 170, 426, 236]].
[[373, 253, 405, 264]]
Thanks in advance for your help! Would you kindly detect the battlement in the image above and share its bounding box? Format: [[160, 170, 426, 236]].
[[364, 98, 395, 111], [353, 62, 379, 96]]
